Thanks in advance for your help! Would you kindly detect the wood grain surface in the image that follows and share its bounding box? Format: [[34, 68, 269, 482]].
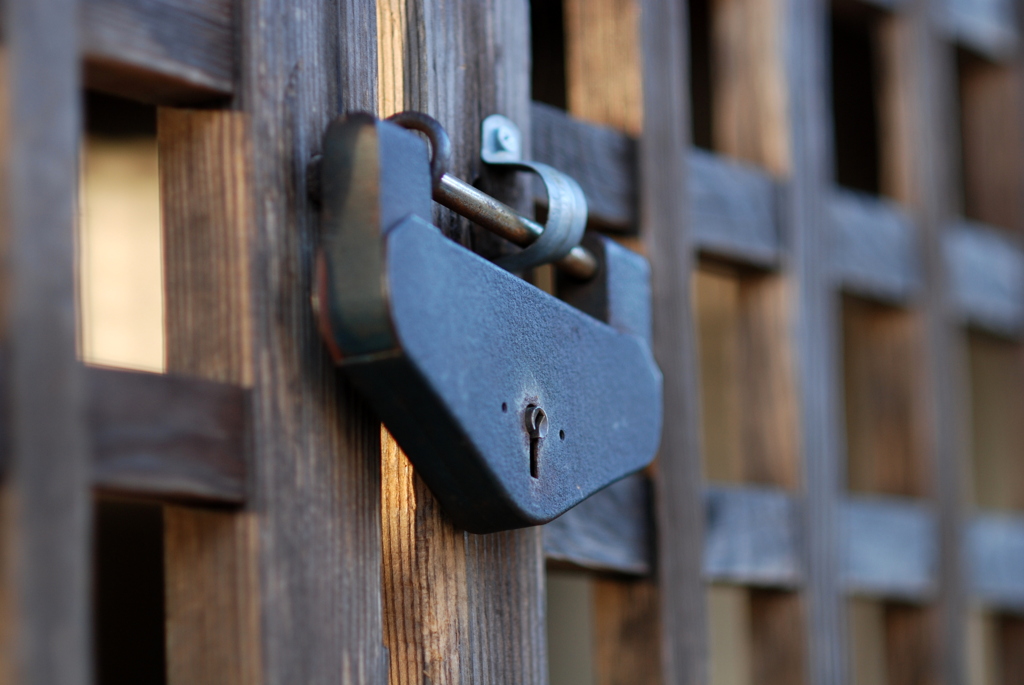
[[0, 0, 93, 680], [159, 0, 387, 675], [82, 0, 235, 104], [377, 1, 547, 683], [639, 0, 709, 682], [88, 365, 247, 504]]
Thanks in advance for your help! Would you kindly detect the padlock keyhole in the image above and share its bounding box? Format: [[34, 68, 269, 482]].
[[530, 438, 540, 479], [525, 405, 548, 480]]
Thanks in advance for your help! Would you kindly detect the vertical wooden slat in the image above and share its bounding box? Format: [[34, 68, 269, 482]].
[[957, 51, 1024, 231], [160, 110, 262, 685], [842, 297, 928, 498], [640, 0, 709, 682], [901, 0, 971, 683], [0, 0, 92, 682], [563, 0, 644, 136], [377, 1, 547, 683], [592, 577, 662, 685], [784, 0, 848, 681], [160, 0, 387, 683], [705, 0, 811, 679], [558, 4, 669, 683], [711, 0, 790, 175]]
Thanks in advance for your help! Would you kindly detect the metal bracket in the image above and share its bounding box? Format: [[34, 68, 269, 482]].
[[480, 114, 588, 272]]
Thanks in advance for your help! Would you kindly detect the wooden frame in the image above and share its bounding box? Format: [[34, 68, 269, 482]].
[[2, 0, 1024, 682]]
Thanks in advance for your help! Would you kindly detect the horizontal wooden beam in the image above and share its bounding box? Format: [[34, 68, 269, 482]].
[[531, 102, 638, 230], [88, 365, 246, 504], [830, 189, 921, 303], [841, 495, 936, 600], [547, 486, 1024, 612], [689, 150, 780, 267], [944, 0, 1018, 62], [946, 220, 1024, 335], [968, 513, 1024, 611], [704, 486, 802, 587], [81, 0, 235, 105], [543, 474, 652, 575], [534, 111, 1024, 336]]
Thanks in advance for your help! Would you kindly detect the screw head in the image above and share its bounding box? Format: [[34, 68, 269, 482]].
[[525, 405, 549, 439], [494, 126, 518, 153]]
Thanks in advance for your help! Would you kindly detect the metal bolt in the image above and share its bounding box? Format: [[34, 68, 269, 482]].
[[494, 125, 518, 153], [525, 405, 548, 439]]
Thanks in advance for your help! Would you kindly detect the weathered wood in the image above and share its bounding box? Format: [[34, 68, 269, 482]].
[[87, 365, 246, 504], [564, 0, 643, 136], [543, 474, 651, 575], [160, 3, 387, 675], [592, 577, 662, 685], [695, 266, 745, 484], [530, 107, 782, 261], [690, 150, 780, 267], [531, 102, 637, 231], [944, 0, 1018, 62], [841, 296, 928, 498], [956, 50, 1024, 230], [965, 330, 1024, 511], [830, 190, 920, 303], [378, 2, 547, 683], [946, 221, 1024, 335], [841, 496, 937, 600], [738, 274, 803, 489], [784, 0, 850, 680], [704, 486, 802, 587], [1, 0, 93, 680], [884, 604, 935, 685], [968, 513, 1024, 610], [710, 0, 789, 174], [640, 0, 709, 682], [749, 591, 807, 685], [159, 109, 260, 685], [903, 0, 974, 681], [997, 615, 1024, 683], [81, 0, 234, 104]]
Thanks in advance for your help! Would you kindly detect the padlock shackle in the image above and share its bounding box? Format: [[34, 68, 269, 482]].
[[386, 110, 598, 280], [435, 173, 597, 280]]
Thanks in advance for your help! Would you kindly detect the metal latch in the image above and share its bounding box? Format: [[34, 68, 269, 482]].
[[314, 111, 662, 533]]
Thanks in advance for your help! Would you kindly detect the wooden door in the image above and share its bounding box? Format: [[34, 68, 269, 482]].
[[4, 0, 1024, 684]]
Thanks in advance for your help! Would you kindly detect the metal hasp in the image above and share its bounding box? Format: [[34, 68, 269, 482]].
[[314, 112, 662, 533]]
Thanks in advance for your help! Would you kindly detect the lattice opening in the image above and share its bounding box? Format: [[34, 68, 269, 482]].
[[531, 0, 568, 110], [957, 50, 1024, 231], [689, 0, 713, 150], [546, 570, 595, 685], [841, 296, 928, 497], [82, 91, 168, 685], [966, 330, 1024, 511], [79, 91, 164, 373], [848, 599, 932, 685], [830, 5, 882, 195], [695, 264, 800, 489]]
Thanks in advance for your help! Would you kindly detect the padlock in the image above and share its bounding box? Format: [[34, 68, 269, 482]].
[[314, 111, 662, 533]]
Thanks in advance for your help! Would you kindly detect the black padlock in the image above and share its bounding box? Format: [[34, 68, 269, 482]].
[[314, 112, 662, 533]]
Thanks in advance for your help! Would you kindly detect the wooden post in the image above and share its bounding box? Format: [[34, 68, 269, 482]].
[[782, 0, 849, 680], [159, 0, 388, 683], [639, 0, 709, 683], [0, 0, 92, 682], [900, 0, 972, 682], [377, 1, 547, 683]]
